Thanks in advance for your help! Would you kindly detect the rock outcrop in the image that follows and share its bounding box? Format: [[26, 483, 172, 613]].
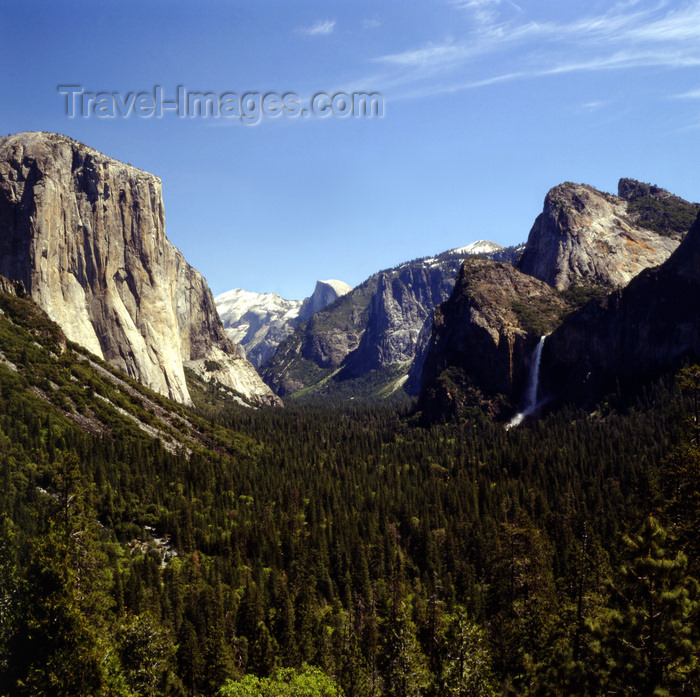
[[344, 262, 462, 376], [516, 180, 693, 290], [298, 279, 352, 322], [418, 258, 569, 421], [0, 132, 279, 406], [541, 209, 700, 407]]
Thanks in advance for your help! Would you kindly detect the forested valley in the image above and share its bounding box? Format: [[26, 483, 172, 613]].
[[0, 291, 698, 696]]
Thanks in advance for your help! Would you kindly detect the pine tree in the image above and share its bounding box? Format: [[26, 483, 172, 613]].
[[597, 516, 700, 696], [438, 608, 498, 697], [381, 600, 431, 697], [662, 370, 700, 573], [177, 619, 204, 697], [0, 457, 126, 696], [486, 512, 557, 685], [116, 612, 178, 696], [249, 621, 280, 677]]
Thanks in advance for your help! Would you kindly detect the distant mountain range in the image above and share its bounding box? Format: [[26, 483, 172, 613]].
[[2, 131, 698, 420], [215, 279, 352, 368], [258, 241, 522, 400]]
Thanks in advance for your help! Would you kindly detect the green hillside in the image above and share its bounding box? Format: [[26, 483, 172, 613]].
[[0, 289, 699, 696]]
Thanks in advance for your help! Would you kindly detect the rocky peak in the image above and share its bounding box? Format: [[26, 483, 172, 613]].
[[418, 258, 569, 421], [215, 288, 303, 368], [0, 274, 24, 298], [448, 240, 504, 257], [344, 260, 459, 377], [618, 178, 679, 203], [516, 181, 686, 291], [0, 132, 280, 406], [298, 279, 352, 322]]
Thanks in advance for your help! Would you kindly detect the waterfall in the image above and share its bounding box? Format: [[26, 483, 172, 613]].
[[507, 335, 546, 429], [525, 335, 545, 411]]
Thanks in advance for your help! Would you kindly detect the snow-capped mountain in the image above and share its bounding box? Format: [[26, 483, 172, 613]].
[[215, 289, 302, 368], [439, 240, 523, 264], [450, 240, 504, 256], [215, 280, 352, 368]]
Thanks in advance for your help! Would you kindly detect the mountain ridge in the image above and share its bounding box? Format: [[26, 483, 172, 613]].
[[260, 241, 520, 399], [215, 278, 352, 368]]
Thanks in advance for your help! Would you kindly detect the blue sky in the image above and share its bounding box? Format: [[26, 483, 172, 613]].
[[2, 0, 700, 299]]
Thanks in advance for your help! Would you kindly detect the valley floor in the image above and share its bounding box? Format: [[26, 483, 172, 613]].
[[0, 289, 699, 696]]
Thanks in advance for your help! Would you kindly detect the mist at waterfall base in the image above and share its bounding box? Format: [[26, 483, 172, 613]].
[[507, 336, 546, 430]]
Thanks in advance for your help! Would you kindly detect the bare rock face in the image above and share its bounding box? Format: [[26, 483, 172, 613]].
[[516, 181, 686, 290], [418, 258, 569, 421], [542, 209, 700, 407], [0, 274, 23, 297], [0, 132, 280, 406], [345, 261, 461, 377], [298, 279, 352, 322]]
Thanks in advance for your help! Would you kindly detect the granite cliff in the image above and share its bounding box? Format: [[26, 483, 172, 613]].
[[266, 175, 696, 407], [516, 180, 695, 290], [418, 258, 569, 421], [541, 209, 700, 407], [298, 279, 352, 322], [0, 132, 279, 406], [344, 261, 463, 376]]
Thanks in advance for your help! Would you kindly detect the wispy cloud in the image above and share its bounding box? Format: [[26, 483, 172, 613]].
[[674, 86, 700, 99], [579, 100, 607, 112], [363, 18, 381, 30], [297, 19, 336, 37], [453, 0, 522, 25], [362, 1, 700, 101], [453, 0, 503, 25], [375, 39, 470, 71]]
